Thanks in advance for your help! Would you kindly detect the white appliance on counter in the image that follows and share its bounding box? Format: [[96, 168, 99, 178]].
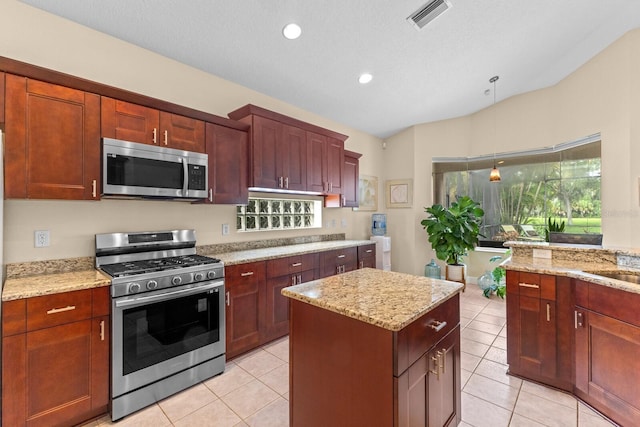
[[370, 235, 391, 271]]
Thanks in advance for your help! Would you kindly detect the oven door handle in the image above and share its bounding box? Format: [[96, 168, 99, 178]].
[[115, 280, 224, 309]]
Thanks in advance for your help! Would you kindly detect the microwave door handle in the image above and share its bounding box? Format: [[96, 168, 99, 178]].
[[182, 157, 189, 197]]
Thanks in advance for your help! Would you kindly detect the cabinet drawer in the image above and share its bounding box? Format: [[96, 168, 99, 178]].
[[358, 244, 375, 260], [26, 289, 93, 331], [395, 293, 460, 376], [506, 271, 556, 300], [267, 254, 318, 278], [225, 261, 266, 286]]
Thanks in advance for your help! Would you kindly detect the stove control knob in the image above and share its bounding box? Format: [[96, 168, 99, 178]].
[[129, 283, 141, 293], [194, 272, 204, 281], [172, 276, 182, 286], [147, 280, 158, 290], [207, 270, 218, 279]]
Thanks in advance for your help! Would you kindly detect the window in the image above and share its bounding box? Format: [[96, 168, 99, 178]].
[[237, 197, 322, 232], [433, 137, 601, 247]]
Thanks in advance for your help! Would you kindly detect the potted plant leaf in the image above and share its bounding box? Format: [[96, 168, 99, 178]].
[[421, 196, 484, 289]]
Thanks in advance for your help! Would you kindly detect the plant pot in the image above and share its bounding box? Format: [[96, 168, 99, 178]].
[[445, 264, 466, 291]]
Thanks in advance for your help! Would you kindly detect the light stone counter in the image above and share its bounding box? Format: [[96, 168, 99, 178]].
[[1, 239, 373, 302], [282, 268, 463, 331], [208, 240, 374, 266], [2, 270, 111, 301], [504, 241, 640, 295]]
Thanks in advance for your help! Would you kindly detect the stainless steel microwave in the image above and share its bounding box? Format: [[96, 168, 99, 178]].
[[102, 138, 208, 200]]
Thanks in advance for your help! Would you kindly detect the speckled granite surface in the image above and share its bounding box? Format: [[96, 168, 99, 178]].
[[282, 268, 463, 331], [505, 242, 640, 295], [2, 270, 111, 301], [209, 240, 374, 266], [2, 238, 372, 301], [197, 233, 346, 256]]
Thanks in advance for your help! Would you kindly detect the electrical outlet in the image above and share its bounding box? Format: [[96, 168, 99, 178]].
[[341, 219, 347, 228], [34, 230, 50, 248], [221, 224, 229, 235]]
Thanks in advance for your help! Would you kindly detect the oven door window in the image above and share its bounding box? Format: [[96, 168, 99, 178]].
[[121, 289, 220, 375], [107, 154, 184, 190]]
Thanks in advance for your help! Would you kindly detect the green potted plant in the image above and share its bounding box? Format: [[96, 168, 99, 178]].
[[421, 196, 485, 288]]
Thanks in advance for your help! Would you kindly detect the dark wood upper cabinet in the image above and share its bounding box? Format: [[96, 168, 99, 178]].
[[343, 150, 362, 207], [101, 97, 205, 152], [204, 122, 249, 204], [229, 104, 348, 195], [5, 74, 100, 200], [0, 71, 5, 124]]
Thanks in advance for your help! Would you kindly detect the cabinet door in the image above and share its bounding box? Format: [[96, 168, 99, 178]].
[[205, 123, 248, 204], [358, 244, 376, 269], [225, 262, 266, 359], [0, 72, 5, 123], [5, 75, 100, 200], [282, 124, 307, 191], [507, 295, 556, 378], [396, 327, 460, 427], [25, 319, 107, 427], [343, 151, 360, 207], [252, 116, 283, 189], [101, 97, 159, 146], [306, 131, 328, 193], [160, 111, 205, 152], [264, 269, 315, 343], [326, 137, 344, 194], [428, 327, 461, 427], [575, 309, 640, 426]]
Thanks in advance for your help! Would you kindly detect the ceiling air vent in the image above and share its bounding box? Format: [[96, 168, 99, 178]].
[[407, 0, 452, 30]]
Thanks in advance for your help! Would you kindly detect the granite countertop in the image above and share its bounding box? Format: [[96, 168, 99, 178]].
[[2, 270, 111, 302], [505, 257, 640, 295], [206, 240, 374, 266], [2, 239, 374, 302], [282, 268, 463, 331]]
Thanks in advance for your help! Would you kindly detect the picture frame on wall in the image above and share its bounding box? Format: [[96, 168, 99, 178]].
[[385, 179, 413, 208], [357, 175, 378, 211]]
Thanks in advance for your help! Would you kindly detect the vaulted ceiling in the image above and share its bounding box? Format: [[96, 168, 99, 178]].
[[20, 0, 640, 138]]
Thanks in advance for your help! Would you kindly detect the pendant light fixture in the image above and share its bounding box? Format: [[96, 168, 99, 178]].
[[489, 75, 501, 182]]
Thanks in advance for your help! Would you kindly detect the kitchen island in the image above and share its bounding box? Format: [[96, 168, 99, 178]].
[[282, 268, 463, 427]]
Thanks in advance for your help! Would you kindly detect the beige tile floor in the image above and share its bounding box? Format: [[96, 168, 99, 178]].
[[84, 290, 618, 427]]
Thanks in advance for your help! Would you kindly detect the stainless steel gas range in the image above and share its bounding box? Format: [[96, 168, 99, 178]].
[[96, 229, 225, 421]]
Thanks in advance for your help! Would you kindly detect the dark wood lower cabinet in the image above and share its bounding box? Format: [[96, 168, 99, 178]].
[[574, 281, 640, 426], [289, 294, 460, 427], [397, 326, 461, 427], [2, 288, 109, 427], [265, 269, 314, 342], [224, 262, 266, 359]]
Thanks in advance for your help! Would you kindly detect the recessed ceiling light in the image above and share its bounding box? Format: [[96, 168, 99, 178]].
[[359, 73, 373, 84], [282, 23, 302, 40]]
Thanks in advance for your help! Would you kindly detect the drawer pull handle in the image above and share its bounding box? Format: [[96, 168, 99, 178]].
[[240, 271, 254, 277], [441, 348, 446, 374], [366, 249, 373, 253], [291, 262, 302, 267], [100, 320, 105, 341], [546, 303, 550, 322], [429, 320, 447, 332], [518, 283, 540, 289], [337, 255, 346, 259], [47, 305, 76, 315]]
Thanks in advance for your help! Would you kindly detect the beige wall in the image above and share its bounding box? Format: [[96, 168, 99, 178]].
[[385, 28, 640, 275], [1, 1, 385, 263], [2, 1, 640, 273]]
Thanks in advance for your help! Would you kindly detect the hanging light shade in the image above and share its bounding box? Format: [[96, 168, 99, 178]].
[[489, 165, 501, 182], [489, 75, 501, 182]]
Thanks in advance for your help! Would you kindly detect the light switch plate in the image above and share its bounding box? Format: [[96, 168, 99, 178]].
[[221, 224, 229, 236]]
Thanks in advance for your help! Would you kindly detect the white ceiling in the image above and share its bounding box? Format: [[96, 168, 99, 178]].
[[20, 0, 640, 138]]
